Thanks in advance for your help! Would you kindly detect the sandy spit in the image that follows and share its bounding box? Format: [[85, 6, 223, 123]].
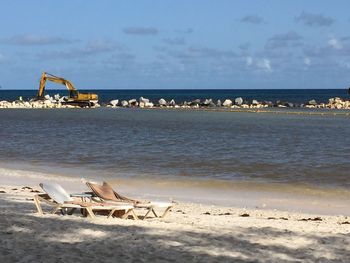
[[0, 184, 349, 263]]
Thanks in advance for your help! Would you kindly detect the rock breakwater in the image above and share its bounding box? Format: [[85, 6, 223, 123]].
[[1, 95, 350, 110]]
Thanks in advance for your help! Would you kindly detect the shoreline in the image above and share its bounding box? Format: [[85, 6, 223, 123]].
[[1, 165, 349, 216], [1, 106, 350, 118]]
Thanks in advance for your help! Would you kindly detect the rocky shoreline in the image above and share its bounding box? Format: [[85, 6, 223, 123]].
[[1, 94, 350, 110]]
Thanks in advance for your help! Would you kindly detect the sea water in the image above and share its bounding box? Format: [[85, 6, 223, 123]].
[[0, 107, 349, 189]]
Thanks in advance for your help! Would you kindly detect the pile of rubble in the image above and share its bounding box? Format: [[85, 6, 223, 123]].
[[0, 94, 100, 109], [305, 97, 350, 109]]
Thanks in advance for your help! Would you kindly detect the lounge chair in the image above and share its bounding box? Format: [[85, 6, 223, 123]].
[[85, 181, 174, 220], [34, 183, 137, 220]]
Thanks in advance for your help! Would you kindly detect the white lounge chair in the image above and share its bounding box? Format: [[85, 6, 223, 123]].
[[34, 183, 137, 220]]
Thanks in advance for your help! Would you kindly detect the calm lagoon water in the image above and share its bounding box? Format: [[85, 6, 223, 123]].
[[0, 108, 349, 189]]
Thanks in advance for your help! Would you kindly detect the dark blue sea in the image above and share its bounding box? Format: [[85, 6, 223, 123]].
[[0, 89, 349, 104]]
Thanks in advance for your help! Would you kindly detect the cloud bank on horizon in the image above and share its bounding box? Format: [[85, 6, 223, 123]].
[[0, 0, 349, 89]]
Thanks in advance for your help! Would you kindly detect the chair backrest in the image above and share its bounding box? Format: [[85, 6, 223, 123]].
[[86, 181, 118, 201], [86, 181, 137, 203], [40, 183, 73, 204]]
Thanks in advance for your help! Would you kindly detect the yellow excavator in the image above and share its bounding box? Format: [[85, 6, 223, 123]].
[[37, 72, 98, 106]]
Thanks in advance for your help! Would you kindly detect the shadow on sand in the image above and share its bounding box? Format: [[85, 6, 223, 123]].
[[0, 196, 349, 263]]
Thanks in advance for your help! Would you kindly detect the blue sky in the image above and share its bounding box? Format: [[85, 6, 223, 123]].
[[0, 0, 350, 89]]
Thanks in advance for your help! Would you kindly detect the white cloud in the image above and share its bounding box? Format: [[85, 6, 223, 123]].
[[246, 57, 272, 72], [328, 38, 343, 50], [304, 57, 311, 66], [256, 58, 272, 71]]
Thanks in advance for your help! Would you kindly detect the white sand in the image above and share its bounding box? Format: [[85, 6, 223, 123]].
[[0, 180, 349, 263]]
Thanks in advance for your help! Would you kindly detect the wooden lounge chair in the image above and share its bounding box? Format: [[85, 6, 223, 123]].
[[34, 183, 137, 220], [86, 181, 174, 220]]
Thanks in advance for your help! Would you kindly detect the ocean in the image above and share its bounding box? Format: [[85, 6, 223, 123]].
[[0, 99, 349, 190]]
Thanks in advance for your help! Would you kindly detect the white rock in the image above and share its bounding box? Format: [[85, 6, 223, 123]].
[[139, 97, 149, 104], [169, 99, 176, 106], [121, 100, 128, 107], [128, 99, 138, 106], [222, 99, 232, 107], [110, 99, 119, 107], [44, 99, 52, 105], [235, 97, 243, 105], [252, 99, 259, 105], [159, 98, 167, 106]]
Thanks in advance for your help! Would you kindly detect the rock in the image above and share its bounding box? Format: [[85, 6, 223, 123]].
[[145, 102, 154, 107], [110, 99, 119, 107], [121, 100, 128, 107], [284, 102, 294, 107], [263, 101, 273, 107], [158, 98, 167, 106], [203, 99, 212, 106], [54, 94, 60, 100], [308, 99, 317, 105], [208, 101, 216, 107], [251, 99, 258, 105], [44, 100, 52, 106], [140, 101, 154, 108], [128, 99, 138, 107], [216, 100, 222, 107], [189, 100, 199, 106], [139, 97, 149, 104], [169, 99, 176, 106], [234, 97, 243, 105], [44, 95, 51, 100], [222, 99, 232, 107]]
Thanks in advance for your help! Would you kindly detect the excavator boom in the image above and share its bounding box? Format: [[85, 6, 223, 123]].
[[37, 72, 98, 105]]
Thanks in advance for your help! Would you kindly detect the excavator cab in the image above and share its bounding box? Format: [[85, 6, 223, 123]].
[[68, 90, 79, 99]]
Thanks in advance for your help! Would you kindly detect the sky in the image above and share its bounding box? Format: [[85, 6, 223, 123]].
[[0, 0, 350, 89]]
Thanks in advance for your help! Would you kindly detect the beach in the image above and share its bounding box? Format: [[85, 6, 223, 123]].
[[1, 169, 350, 262], [0, 107, 349, 262]]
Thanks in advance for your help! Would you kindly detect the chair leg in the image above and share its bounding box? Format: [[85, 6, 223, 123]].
[[121, 209, 130, 219], [122, 209, 138, 220], [131, 209, 139, 220], [143, 207, 154, 219], [85, 207, 95, 219], [34, 195, 43, 216], [107, 209, 116, 219], [151, 208, 158, 218], [160, 206, 172, 218]]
